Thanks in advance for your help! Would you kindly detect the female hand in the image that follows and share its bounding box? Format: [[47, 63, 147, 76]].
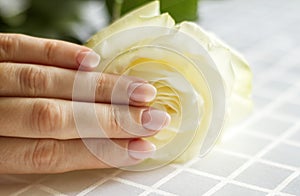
[[0, 34, 170, 174]]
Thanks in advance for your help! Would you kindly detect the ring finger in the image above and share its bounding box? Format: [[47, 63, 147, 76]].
[[0, 137, 156, 174]]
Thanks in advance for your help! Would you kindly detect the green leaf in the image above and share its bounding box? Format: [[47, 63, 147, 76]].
[[105, 0, 199, 23]]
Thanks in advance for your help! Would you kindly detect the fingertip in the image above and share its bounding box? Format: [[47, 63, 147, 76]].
[[128, 139, 156, 160], [128, 82, 157, 103], [77, 50, 101, 69]]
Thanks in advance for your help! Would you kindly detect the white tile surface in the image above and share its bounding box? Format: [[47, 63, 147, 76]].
[[190, 151, 247, 177], [234, 162, 293, 189], [18, 187, 54, 196], [158, 171, 220, 195], [86, 180, 144, 196], [288, 129, 300, 143], [263, 143, 300, 168], [273, 102, 300, 118], [118, 166, 176, 186], [247, 116, 293, 136], [282, 176, 300, 196], [211, 184, 266, 196], [217, 133, 272, 156]]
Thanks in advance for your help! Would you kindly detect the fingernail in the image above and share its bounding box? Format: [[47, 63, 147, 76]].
[[128, 82, 157, 102], [142, 109, 171, 131], [77, 50, 101, 68], [128, 139, 156, 160]]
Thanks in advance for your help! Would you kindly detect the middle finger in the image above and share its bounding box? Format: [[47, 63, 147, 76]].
[[0, 98, 170, 139]]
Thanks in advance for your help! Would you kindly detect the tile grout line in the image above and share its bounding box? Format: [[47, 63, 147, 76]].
[[34, 184, 68, 196], [282, 140, 300, 148], [214, 148, 299, 172], [1, 175, 31, 184], [138, 159, 199, 196], [113, 177, 177, 196], [248, 43, 300, 86], [137, 74, 300, 196], [174, 159, 288, 195], [268, 171, 300, 196], [240, 129, 300, 149], [10, 175, 51, 196], [185, 167, 295, 196], [76, 169, 122, 196], [222, 83, 299, 142], [201, 120, 300, 196], [172, 161, 272, 192]]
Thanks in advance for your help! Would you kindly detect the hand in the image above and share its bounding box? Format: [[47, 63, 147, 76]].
[[0, 34, 170, 174]]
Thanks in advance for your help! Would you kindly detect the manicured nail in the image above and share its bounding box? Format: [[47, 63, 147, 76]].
[[77, 50, 101, 68], [128, 82, 157, 102], [142, 109, 171, 131], [128, 139, 156, 160]]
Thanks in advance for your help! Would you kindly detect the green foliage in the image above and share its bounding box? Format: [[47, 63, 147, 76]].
[[0, 0, 199, 43], [160, 0, 198, 22], [0, 0, 85, 43], [105, 0, 199, 23]]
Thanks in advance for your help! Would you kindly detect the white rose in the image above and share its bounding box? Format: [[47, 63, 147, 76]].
[[84, 1, 252, 167]]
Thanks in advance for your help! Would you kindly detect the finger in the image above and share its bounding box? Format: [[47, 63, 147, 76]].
[[0, 63, 157, 104], [0, 33, 100, 70], [0, 137, 156, 174], [0, 98, 170, 139]]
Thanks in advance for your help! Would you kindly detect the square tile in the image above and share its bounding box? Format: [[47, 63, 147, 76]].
[[235, 162, 292, 189], [0, 184, 28, 195], [287, 129, 300, 143], [159, 171, 219, 195], [118, 166, 175, 186], [19, 187, 53, 196], [247, 116, 292, 136], [273, 102, 300, 118], [218, 133, 271, 156], [289, 90, 300, 104], [253, 95, 272, 109], [191, 150, 247, 177], [286, 66, 300, 80], [0, 175, 29, 195], [211, 184, 266, 196], [263, 143, 300, 167], [41, 169, 117, 195], [86, 180, 144, 196], [5, 174, 46, 183], [260, 80, 292, 96], [148, 193, 165, 196], [282, 175, 300, 195]]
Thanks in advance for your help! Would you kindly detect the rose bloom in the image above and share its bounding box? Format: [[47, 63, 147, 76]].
[[83, 1, 252, 168]]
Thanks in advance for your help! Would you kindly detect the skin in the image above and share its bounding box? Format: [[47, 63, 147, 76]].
[[0, 33, 170, 174]]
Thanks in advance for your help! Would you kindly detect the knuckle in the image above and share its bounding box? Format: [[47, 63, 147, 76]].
[[0, 34, 21, 61], [44, 41, 58, 64], [0, 63, 14, 92], [18, 66, 50, 96], [91, 139, 129, 167], [30, 139, 62, 171], [31, 100, 64, 137], [95, 74, 109, 99], [93, 139, 114, 162], [107, 106, 123, 136]]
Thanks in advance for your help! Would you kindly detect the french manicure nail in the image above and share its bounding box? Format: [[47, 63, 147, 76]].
[[128, 139, 156, 160], [142, 109, 171, 131], [128, 82, 157, 102], [77, 50, 101, 68]]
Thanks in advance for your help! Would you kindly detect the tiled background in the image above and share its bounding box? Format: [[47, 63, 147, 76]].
[[1, 0, 300, 195]]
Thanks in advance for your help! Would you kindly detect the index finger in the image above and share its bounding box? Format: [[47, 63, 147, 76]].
[[0, 33, 100, 70]]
